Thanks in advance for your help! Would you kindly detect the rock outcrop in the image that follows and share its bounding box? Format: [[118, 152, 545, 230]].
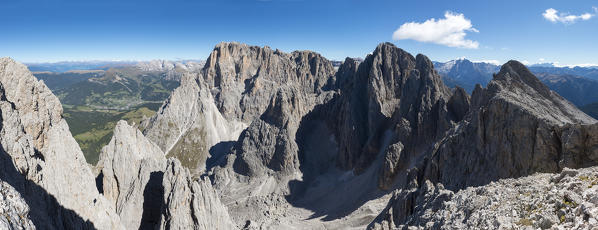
[[96, 120, 166, 229], [370, 167, 598, 229], [97, 120, 236, 230], [143, 42, 336, 176], [142, 72, 247, 175], [0, 181, 34, 229], [160, 158, 236, 230], [423, 60, 597, 190], [306, 43, 459, 190], [370, 60, 598, 229], [0, 57, 123, 229]]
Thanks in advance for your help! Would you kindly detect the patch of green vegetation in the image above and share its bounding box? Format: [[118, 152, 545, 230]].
[[55, 67, 179, 110], [167, 127, 208, 172], [63, 102, 162, 165]]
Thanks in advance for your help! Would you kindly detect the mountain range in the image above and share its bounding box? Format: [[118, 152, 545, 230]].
[[1, 42, 598, 229], [434, 59, 598, 117]]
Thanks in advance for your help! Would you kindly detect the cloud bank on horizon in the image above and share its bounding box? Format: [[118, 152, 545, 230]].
[[542, 7, 597, 24], [392, 11, 479, 49]]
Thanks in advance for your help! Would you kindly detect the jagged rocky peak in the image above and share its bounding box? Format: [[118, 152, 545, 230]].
[[143, 42, 337, 175], [0, 57, 123, 229], [484, 60, 594, 125], [0, 57, 62, 150], [329, 42, 455, 178], [160, 158, 236, 230], [97, 120, 237, 229], [423, 60, 598, 190], [202, 41, 336, 122], [371, 60, 598, 229], [96, 120, 166, 229]]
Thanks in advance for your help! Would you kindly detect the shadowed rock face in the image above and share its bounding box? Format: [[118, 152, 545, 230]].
[[372, 61, 598, 229], [423, 60, 597, 190], [318, 43, 459, 189]]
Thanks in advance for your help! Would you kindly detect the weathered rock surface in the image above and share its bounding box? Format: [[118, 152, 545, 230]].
[[310, 43, 459, 190], [96, 120, 166, 229], [160, 158, 236, 230], [0, 57, 123, 229], [142, 72, 247, 175], [370, 166, 598, 229], [96, 120, 236, 230], [0, 181, 34, 229], [423, 60, 598, 190], [143, 42, 336, 176]]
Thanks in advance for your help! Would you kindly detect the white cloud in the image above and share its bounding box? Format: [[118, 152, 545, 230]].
[[473, 60, 501, 65], [542, 7, 596, 24], [392, 11, 479, 49], [539, 58, 545, 62], [521, 60, 530, 65], [558, 63, 598, 68]]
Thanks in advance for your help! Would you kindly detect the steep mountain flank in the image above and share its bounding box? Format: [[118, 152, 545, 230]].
[[143, 42, 336, 176], [372, 61, 598, 229], [0, 57, 123, 229], [96, 120, 235, 229], [160, 158, 236, 229], [96, 121, 166, 229], [424, 60, 596, 190]]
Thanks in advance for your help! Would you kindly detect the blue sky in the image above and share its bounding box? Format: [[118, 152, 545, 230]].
[[1, 0, 597, 66]]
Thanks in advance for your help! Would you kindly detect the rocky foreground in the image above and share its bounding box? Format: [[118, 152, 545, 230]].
[[1, 42, 598, 229]]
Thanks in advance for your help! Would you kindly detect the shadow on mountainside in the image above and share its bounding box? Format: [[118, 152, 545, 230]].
[[207, 141, 236, 171], [0, 146, 96, 229], [139, 171, 164, 229], [286, 105, 390, 222]]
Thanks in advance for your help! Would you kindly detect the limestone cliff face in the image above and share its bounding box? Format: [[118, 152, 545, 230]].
[[96, 121, 236, 229], [0, 57, 123, 229], [312, 43, 460, 189], [423, 60, 597, 190], [143, 42, 336, 177], [373, 61, 598, 229], [160, 158, 236, 230], [202, 42, 335, 122], [143, 73, 246, 174], [96, 121, 166, 229], [0, 181, 34, 229]]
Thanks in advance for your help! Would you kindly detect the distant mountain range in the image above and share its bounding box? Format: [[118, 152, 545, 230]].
[[26, 61, 138, 72], [433, 59, 598, 115], [433, 59, 499, 93]]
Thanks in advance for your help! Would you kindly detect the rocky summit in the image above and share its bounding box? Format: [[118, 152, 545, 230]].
[[1, 42, 598, 229]]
